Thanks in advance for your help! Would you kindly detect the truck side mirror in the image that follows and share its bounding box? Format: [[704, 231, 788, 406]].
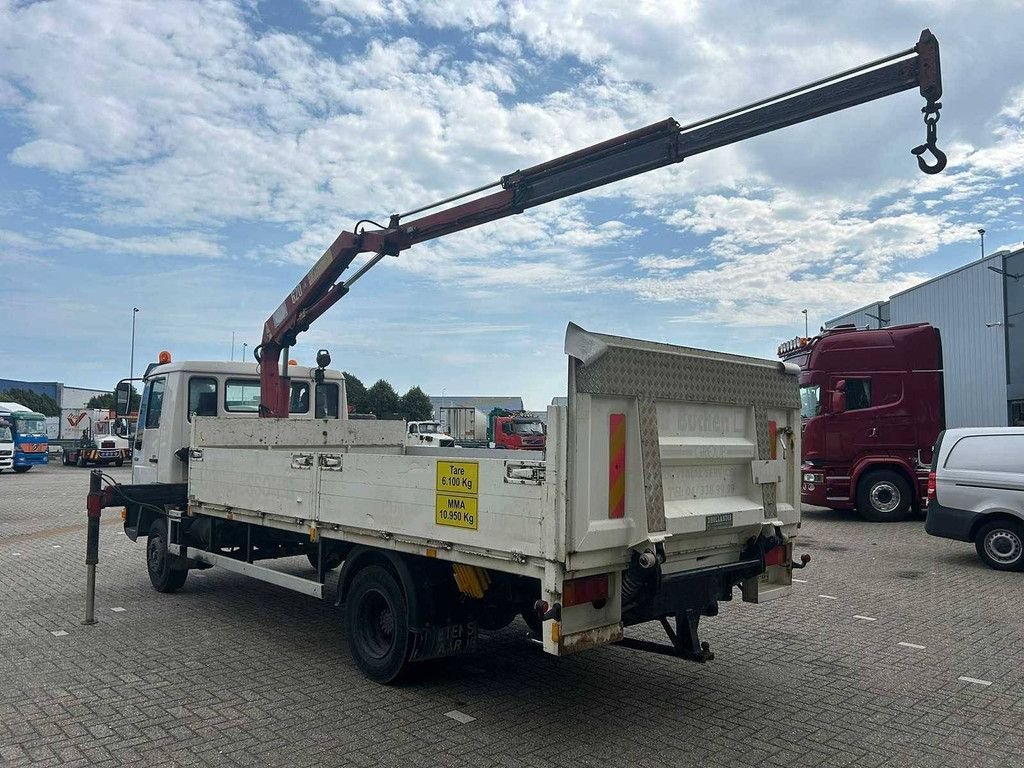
[[831, 380, 847, 414], [115, 381, 132, 417]]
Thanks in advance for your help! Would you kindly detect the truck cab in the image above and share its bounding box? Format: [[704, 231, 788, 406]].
[[131, 355, 347, 484], [0, 416, 13, 472], [0, 403, 49, 473], [405, 421, 455, 448], [779, 323, 943, 521], [488, 411, 547, 450]]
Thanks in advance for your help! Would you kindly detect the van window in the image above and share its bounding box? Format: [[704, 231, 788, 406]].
[[316, 383, 339, 419], [844, 378, 872, 411], [188, 377, 218, 420], [945, 435, 1024, 474], [144, 378, 166, 429]]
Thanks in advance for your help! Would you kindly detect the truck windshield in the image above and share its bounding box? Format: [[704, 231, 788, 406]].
[[14, 417, 46, 435], [513, 420, 544, 435], [419, 423, 442, 434], [800, 385, 821, 419]]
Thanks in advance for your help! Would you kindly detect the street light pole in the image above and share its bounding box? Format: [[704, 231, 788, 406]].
[[130, 307, 140, 383], [978, 228, 986, 260], [242, 342, 248, 361], [801, 308, 808, 337]]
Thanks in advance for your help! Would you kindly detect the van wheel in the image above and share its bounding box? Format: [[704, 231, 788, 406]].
[[857, 470, 912, 522], [975, 519, 1024, 571], [345, 565, 411, 684], [147, 518, 188, 593]]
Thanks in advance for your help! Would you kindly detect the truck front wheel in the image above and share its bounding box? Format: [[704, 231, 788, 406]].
[[345, 565, 412, 684], [146, 518, 188, 593], [856, 470, 912, 522]]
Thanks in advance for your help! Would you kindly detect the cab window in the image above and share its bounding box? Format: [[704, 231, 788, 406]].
[[316, 383, 340, 419], [188, 377, 218, 420], [144, 378, 166, 429], [290, 382, 310, 414], [225, 379, 261, 412], [844, 378, 872, 411]]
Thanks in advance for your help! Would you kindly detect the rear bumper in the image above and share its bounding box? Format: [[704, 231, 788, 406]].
[[925, 499, 978, 542]]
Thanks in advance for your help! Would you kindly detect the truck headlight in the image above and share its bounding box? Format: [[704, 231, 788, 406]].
[[803, 472, 824, 484]]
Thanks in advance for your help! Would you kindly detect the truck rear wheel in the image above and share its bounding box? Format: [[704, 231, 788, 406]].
[[13, 466, 30, 473], [345, 565, 411, 684], [146, 518, 188, 593], [856, 470, 912, 522]]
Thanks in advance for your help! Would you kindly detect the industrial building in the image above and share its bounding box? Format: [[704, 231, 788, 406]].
[[0, 378, 109, 409], [826, 246, 1024, 427]]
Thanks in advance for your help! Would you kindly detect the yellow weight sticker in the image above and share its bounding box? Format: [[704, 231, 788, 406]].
[[436, 460, 479, 495], [435, 494, 479, 530]]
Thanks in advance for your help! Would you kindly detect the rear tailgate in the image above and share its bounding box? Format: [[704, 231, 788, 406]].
[[564, 324, 801, 593]]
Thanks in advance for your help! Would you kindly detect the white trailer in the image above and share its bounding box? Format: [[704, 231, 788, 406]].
[[93, 325, 803, 682]]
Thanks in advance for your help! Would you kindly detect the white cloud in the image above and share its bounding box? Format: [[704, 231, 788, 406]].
[[9, 138, 87, 172], [54, 228, 224, 258]]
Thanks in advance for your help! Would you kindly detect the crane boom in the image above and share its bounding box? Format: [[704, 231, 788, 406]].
[[257, 29, 944, 417]]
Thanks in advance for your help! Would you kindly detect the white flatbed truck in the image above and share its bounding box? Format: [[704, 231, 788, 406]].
[[92, 326, 803, 682], [86, 31, 946, 682]]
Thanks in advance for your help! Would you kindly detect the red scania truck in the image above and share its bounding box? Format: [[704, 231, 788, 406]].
[[778, 323, 943, 521]]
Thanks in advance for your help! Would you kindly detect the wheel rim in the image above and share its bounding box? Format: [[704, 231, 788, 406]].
[[870, 481, 901, 513], [984, 529, 1023, 565], [355, 589, 396, 660], [148, 535, 165, 575]]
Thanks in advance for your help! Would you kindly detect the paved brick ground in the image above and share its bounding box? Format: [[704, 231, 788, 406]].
[[2, 464, 1023, 767]]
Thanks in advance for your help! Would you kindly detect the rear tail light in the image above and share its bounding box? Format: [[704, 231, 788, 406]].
[[927, 471, 937, 501], [562, 574, 609, 607], [764, 544, 787, 567]]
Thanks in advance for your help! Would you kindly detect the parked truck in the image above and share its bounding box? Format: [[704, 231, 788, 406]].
[[778, 323, 943, 521], [59, 409, 133, 467], [87, 31, 946, 681], [97, 327, 804, 682], [405, 420, 456, 448], [487, 409, 547, 451], [0, 415, 14, 472], [0, 403, 49, 472]]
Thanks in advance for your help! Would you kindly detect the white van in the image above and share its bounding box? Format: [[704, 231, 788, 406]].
[[925, 427, 1024, 571]]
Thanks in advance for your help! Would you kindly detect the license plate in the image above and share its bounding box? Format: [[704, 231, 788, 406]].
[[100, 451, 117, 458], [705, 512, 734, 530]]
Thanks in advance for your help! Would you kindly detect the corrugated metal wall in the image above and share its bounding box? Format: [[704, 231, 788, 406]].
[[889, 255, 1006, 427], [825, 301, 890, 330]]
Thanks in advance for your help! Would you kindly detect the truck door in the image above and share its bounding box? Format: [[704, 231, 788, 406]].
[[133, 377, 166, 484]]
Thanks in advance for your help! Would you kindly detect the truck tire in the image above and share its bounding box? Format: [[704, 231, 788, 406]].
[[856, 470, 912, 522], [307, 549, 343, 572], [345, 565, 411, 684], [975, 519, 1024, 572], [13, 466, 30, 473], [115, 458, 124, 467], [146, 518, 188, 593]]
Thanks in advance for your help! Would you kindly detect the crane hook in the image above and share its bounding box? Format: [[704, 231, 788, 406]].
[[911, 101, 946, 174]]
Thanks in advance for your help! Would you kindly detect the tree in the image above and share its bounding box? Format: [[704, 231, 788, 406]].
[[399, 386, 433, 421], [0, 389, 60, 416], [343, 372, 368, 413], [87, 384, 141, 412], [365, 379, 400, 419]]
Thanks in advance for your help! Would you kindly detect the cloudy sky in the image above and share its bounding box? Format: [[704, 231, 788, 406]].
[[2, 0, 1023, 408]]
